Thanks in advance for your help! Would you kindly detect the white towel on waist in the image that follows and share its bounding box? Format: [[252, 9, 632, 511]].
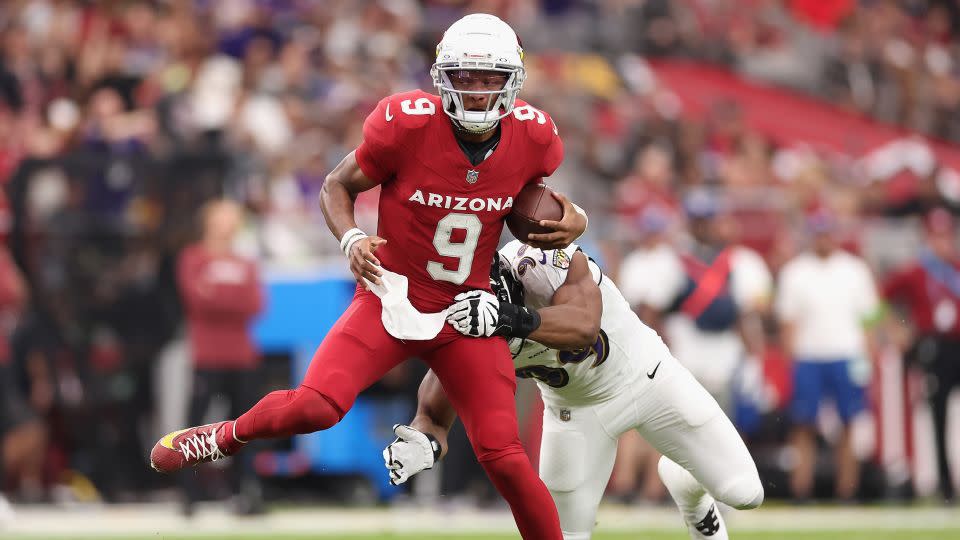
[[364, 269, 447, 340]]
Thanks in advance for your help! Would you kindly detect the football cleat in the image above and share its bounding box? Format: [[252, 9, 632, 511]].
[[149, 421, 244, 473]]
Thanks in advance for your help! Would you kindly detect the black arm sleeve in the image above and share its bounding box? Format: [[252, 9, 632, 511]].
[[492, 301, 542, 339]]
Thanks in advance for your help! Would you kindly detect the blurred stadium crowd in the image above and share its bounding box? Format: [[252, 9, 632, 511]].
[[1, 0, 959, 515]]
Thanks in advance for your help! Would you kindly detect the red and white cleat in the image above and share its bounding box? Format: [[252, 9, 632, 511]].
[[149, 421, 244, 473]]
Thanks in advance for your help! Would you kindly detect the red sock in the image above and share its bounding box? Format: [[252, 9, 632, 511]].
[[234, 385, 342, 441], [481, 451, 562, 540]]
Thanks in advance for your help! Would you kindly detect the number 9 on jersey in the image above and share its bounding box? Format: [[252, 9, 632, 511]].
[[427, 213, 482, 285]]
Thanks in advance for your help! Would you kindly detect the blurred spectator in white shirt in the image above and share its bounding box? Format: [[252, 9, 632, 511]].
[[777, 209, 881, 502]]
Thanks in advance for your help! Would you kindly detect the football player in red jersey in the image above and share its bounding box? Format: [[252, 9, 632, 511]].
[[150, 14, 586, 539]]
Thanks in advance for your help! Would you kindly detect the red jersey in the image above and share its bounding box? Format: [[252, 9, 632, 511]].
[[883, 258, 960, 338], [354, 89, 563, 312], [178, 244, 265, 368]]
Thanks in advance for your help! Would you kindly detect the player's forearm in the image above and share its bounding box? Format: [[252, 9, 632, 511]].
[[529, 304, 599, 350], [412, 371, 457, 459], [530, 259, 602, 349]]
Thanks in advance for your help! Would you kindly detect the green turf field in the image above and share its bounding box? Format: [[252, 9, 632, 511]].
[[9, 532, 960, 540], [9, 503, 960, 539]]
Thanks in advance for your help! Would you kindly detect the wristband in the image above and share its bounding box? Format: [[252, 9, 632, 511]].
[[340, 228, 367, 256], [571, 202, 588, 232], [425, 432, 443, 462], [343, 234, 366, 258], [340, 228, 366, 252], [493, 302, 542, 339]]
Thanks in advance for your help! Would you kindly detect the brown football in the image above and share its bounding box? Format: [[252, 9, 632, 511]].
[[506, 183, 564, 242]]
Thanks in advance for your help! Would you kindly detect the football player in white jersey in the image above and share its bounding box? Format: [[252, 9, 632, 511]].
[[383, 240, 764, 540]]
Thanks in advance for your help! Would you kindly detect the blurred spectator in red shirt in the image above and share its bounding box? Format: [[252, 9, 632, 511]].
[[179, 201, 263, 370], [883, 207, 960, 502], [176, 199, 265, 516]]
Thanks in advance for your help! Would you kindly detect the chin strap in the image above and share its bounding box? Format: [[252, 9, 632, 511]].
[[453, 118, 499, 135]]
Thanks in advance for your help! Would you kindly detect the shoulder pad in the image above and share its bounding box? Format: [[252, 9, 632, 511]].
[[508, 99, 563, 176], [498, 240, 526, 264], [510, 99, 560, 147], [507, 242, 581, 308], [362, 90, 443, 154], [377, 90, 442, 132]]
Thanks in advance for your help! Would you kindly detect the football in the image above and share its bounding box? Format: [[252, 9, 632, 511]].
[[506, 183, 564, 242]]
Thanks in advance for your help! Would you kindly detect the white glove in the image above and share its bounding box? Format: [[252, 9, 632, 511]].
[[446, 290, 500, 337], [382, 424, 439, 486]]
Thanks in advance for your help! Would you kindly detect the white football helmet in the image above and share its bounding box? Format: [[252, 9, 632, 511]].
[[431, 14, 525, 134]]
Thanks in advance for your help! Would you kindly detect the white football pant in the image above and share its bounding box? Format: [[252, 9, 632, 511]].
[[538, 340, 762, 539]]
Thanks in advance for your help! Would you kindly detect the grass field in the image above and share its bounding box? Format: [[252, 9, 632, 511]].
[[6, 503, 960, 540], [7, 533, 960, 540]]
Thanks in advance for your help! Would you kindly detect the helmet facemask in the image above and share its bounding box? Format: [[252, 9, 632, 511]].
[[432, 64, 525, 134], [489, 253, 524, 306]]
